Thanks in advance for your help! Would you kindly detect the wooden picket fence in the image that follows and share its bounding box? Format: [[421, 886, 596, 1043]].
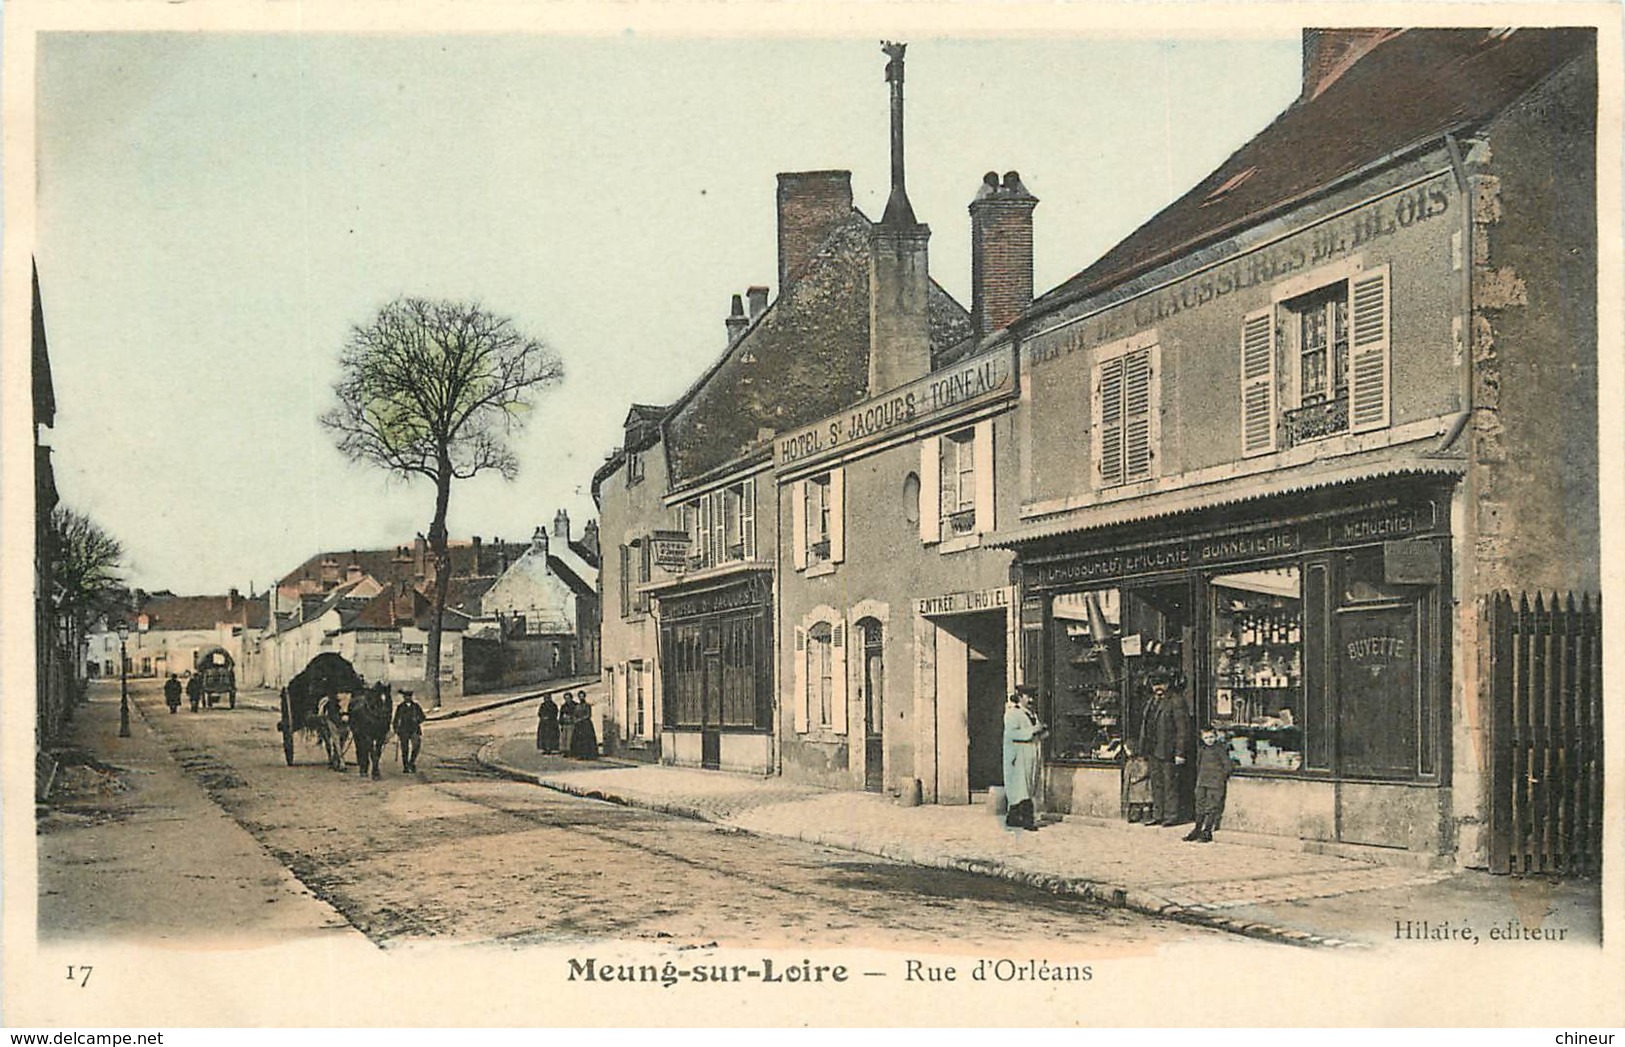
[[1485, 592, 1603, 877]]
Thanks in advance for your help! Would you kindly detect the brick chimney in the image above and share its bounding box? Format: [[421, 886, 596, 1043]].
[[532, 526, 550, 555], [725, 294, 748, 344], [580, 519, 600, 560], [777, 170, 853, 289], [969, 171, 1038, 339], [553, 508, 571, 543], [746, 285, 769, 320], [869, 41, 932, 396], [1301, 29, 1398, 101], [227, 587, 239, 612]]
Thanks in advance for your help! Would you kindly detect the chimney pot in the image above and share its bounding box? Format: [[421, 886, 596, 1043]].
[[726, 294, 749, 344], [969, 169, 1038, 340], [554, 508, 571, 541], [746, 285, 770, 319]]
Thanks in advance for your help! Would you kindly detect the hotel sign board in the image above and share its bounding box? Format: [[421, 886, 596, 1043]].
[[774, 345, 1016, 471], [916, 586, 1013, 618], [650, 530, 690, 570]]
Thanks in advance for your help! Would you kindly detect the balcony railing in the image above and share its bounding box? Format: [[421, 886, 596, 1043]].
[[1283, 398, 1349, 445]]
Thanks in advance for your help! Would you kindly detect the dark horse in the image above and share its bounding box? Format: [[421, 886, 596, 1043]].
[[282, 653, 366, 771], [347, 683, 393, 780]]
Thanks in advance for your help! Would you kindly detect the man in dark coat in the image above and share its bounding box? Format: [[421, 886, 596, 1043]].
[[186, 673, 204, 713], [393, 689, 426, 773], [164, 674, 182, 714], [1136, 671, 1192, 827], [536, 694, 560, 753]]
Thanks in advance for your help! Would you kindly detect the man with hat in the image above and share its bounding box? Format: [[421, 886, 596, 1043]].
[[1136, 670, 1192, 827], [392, 688, 427, 773]]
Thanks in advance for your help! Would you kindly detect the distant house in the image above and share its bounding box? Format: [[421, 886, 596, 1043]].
[[465, 511, 601, 693], [97, 589, 269, 682]]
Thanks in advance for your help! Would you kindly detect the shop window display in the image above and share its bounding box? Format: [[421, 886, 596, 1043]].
[[1050, 586, 1187, 761], [1211, 566, 1304, 770]]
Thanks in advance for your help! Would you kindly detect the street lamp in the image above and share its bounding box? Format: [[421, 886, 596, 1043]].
[[116, 620, 131, 738]]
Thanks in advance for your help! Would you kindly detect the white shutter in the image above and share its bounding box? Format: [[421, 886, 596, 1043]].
[[919, 438, 941, 543], [793, 626, 809, 732], [614, 666, 627, 741], [740, 478, 756, 560], [791, 480, 808, 570], [973, 419, 995, 534], [1349, 266, 1392, 433], [1123, 348, 1154, 482], [830, 620, 848, 735], [1095, 355, 1126, 487], [1240, 308, 1277, 457], [828, 468, 845, 563]]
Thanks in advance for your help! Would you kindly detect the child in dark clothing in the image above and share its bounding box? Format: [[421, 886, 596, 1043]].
[[1121, 739, 1152, 823], [1185, 726, 1234, 842]]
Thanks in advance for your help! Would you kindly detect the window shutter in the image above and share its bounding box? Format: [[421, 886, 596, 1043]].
[[1240, 308, 1277, 457], [973, 419, 995, 534], [793, 626, 809, 732], [830, 621, 848, 735], [791, 480, 808, 570], [919, 438, 941, 543], [1349, 266, 1391, 433], [617, 663, 630, 741], [828, 468, 846, 563], [1095, 355, 1126, 487], [1123, 348, 1154, 482], [740, 478, 756, 560]]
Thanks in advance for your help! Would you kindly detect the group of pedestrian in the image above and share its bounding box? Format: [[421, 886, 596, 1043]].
[[163, 673, 206, 713], [1123, 670, 1232, 843], [536, 690, 598, 759]]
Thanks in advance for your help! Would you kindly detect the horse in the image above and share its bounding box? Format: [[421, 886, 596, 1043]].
[[347, 684, 393, 780], [316, 694, 351, 771]]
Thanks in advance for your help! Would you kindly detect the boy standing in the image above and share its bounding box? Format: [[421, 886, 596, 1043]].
[[1185, 725, 1233, 842]]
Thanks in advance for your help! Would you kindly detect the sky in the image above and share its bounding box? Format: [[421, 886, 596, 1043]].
[[32, 25, 1302, 595]]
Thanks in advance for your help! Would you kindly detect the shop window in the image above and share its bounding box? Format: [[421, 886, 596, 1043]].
[[1243, 265, 1390, 456], [792, 471, 844, 570], [1093, 339, 1159, 489], [918, 421, 995, 546], [1211, 566, 1304, 771], [1048, 585, 1187, 761]]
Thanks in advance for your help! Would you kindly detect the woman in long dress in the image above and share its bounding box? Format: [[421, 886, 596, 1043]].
[[1003, 691, 1045, 830], [570, 692, 599, 759], [536, 695, 560, 753]]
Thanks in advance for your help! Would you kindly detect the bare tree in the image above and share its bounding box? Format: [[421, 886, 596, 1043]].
[[322, 297, 564, 706], [48, 506, 126, 688]]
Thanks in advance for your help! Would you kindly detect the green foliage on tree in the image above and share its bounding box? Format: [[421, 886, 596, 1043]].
[[322, 297, 564, 705]]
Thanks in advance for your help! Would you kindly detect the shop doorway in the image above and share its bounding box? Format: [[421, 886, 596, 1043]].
[[927, 610, 1009, 799]]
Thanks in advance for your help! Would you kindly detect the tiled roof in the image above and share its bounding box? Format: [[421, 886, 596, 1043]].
[[276, 539, 530, 593], [130, 593, 265, 632], [665, 210, 972, 484], [1033, 28, 1593, 312]]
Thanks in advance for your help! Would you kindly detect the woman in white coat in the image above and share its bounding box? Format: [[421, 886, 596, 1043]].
[[1003, 690, 1045, 831]]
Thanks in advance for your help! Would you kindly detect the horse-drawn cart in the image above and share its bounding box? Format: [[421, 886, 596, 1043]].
[[276, 653, 395, 777], [195, 646, 237, 709]]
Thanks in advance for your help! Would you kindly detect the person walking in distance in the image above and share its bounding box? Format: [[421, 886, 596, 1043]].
[[1002, 688, 1047, 831], [392, 689, 426, 773], [164, 673, 182, 714], [186, 673, 204, 713], [536, 693, 560, 754], [1137, 670, 1192, 827], [558, 691, 578, 758]]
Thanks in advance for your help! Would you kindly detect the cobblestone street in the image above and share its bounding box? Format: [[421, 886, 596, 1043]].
[[39, 682, 1242, 953]]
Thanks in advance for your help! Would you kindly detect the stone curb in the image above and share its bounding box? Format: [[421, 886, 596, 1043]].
[[473, 743, 1365, 951]]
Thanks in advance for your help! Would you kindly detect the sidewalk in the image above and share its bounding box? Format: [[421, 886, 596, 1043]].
[[37, 684, 364, 943], [478, 735, 1602, 950]]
